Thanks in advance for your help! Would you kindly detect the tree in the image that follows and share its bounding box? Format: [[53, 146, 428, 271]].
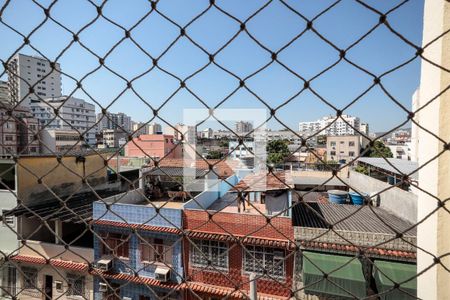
[[363, 141, 393, 158], [355, 164, 369, 175], [267, 139, 290, 165], [206, 150, 223, 159]]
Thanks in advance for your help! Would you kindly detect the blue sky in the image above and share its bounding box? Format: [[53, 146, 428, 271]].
[[0, 0, 424, 132]]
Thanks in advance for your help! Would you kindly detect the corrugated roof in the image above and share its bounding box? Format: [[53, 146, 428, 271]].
[[357, 157, 419, 180], [146, 166, 208, 178], [5, 189, 123, 223], [292, 202, 416, 236], [292, 175, 347, 187]]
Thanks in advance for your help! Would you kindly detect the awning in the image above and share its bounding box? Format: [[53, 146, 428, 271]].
[[302, 252, 367, 299], [373, 260, 417, 300]]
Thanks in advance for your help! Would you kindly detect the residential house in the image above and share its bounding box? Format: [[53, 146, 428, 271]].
[[183, 172, 295, 299], [90, 162, 217, 300], [292, 201, 417, 299], [2, 151, 121, 300]]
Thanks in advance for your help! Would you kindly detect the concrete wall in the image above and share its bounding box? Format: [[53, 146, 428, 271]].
[[416, 1, 450, 299], [347, 170, 417, 223], [16, 264, 94, 300], [183, 174, 238, 210], [17, 154, 107, 205]]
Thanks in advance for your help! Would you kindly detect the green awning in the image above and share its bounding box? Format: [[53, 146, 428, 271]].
[[302, 251, 367, 299], [373, 260, 417, 300]]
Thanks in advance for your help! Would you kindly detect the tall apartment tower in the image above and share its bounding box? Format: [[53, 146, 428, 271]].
[[7, 53, 62, 106], [97, 112, 132, 133], [235, 121, 253, 133], [0, 80, 10, 104]]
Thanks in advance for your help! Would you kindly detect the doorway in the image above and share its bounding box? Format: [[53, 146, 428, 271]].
[[44, 275, 52, 300]]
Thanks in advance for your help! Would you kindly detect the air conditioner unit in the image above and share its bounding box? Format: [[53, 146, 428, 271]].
[[96, 259, 112, 271], [98, 283, 108, 292], [154, 267, 170, 282]]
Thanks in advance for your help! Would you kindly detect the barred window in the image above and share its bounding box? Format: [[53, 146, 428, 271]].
[[191, 240, 228, 270], [66, 274, 85, 297], [21, 267, 37, 290], [244, 246, 285, 278], [100, 232, 129, 258]]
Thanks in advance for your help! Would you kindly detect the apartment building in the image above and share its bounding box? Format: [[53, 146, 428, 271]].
[[0, 105, 40, 155], [299, 114, 362, 136], [30, 96, 96, 145], [235, 121, 253, 133], [183, 172, 294, 299], [326, 135, 368, 163], [97, 112, 132, 133], [40, 129, 82, 154], [2, 152, 116, 300], [101, 129, 128, 148], [0, 80, 10, 104], [7, 53, 62, 106]]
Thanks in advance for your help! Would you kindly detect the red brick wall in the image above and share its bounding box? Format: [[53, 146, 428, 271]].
[[183, 210, 294, 298]]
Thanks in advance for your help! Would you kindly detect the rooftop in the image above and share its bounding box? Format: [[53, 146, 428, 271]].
[[292, 202, 416, 236], [357, 157, 419, 180], [146, 158, 235, 179], [232, 171, 293, 192]]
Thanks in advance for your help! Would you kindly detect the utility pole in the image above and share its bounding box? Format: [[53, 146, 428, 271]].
[[249, 273, 257, 300]]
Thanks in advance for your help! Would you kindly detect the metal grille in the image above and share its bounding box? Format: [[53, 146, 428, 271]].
[[0, 1, 449, 300]]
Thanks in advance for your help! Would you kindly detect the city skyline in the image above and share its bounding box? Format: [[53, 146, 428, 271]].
[[0, 1, 423, 132]]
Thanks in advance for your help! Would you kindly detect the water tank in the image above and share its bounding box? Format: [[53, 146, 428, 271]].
[[348, 191, 368, 205], [327, 190, 348, 204]]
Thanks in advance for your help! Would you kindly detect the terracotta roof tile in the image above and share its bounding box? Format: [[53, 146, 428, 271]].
[[93, 220, 181, 234], [186, 230, 295, 250], [300, 241, 416, 260], [10, 255, 89, 272], [233, 172, 293, 192], [92, 269, 182, 289]]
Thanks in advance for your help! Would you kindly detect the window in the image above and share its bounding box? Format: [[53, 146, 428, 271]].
[[5, 136, 14, 141], [0, 264, 16, 297], [244, 246, 285, 277], [330, 151, 336, 156], [330, 141, 336, 146], [191, 240, 228, 270], [21, 267, 37, 290], [349, 151, 355, 157], [100, 232, 129, 258], [2, 211, 14, 227], [67, 274, 85, 297], [0, 163, 15, 190], [349, 141, 355, 147], [140, 238, 172, 264]]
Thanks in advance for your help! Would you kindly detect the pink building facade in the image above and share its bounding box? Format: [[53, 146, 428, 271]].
[[124, 134, 180, 159]]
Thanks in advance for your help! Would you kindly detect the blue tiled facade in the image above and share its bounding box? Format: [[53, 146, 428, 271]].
[[92, 201, 183, 300]]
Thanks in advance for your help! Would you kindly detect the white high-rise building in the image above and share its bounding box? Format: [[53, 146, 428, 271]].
[[299, 114, 362, 136], [0, 80, 10, 104], [7, 53, 62, 106], [97, 112, 132, 133], [30, 96, 96, 145]]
